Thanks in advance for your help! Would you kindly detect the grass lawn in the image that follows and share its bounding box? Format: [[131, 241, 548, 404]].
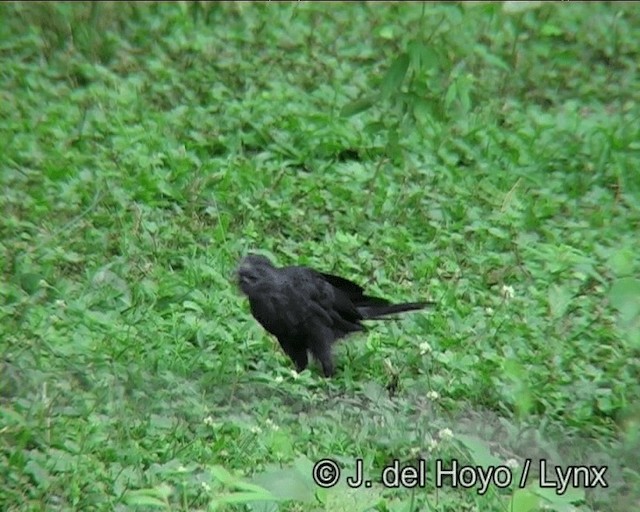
[[1, 2, 639, 511]]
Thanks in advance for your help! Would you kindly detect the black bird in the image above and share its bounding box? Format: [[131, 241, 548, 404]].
[[237, 253, 430, 377]]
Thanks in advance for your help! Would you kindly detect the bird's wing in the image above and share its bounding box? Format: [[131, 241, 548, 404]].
[[319, 272, 390, 307], [302, 270, 366, 336], [247, 277, 314, 340], [249, 266, 367, 343], [318, 272, 368, 300]]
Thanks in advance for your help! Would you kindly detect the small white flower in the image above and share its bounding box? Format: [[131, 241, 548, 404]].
[[505, 458, 519, 469], [265, 418, 279, 431], [55, 299, 67, 309], [426, 390, 440, 401], [419, 342, 432, 355], [203, 415, 215, 427], [438, 428, 453, 440], [501, 284, 515, 300], [485, 307, 494, 315], [427, 438, 439, 452], [250, 425, 263, 434], [200, 482, 211, 492], [290, 370, 300, 380], [274, 375, 284, 384]]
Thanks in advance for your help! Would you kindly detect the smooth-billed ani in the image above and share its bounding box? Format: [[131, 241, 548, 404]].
[[237, 253, 430, 377]]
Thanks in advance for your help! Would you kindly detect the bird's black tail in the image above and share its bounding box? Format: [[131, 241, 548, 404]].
[[357, 301, 434, 320], [319, 271, 433, 320]]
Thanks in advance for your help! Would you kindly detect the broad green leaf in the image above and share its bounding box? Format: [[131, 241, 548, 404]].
[[123, 485, 172, 507], [19, 272, 42, 295], [510, 488, 540, 512], [380, 53, 410, 98], [456, 434, 503, 467], [548, 284, 573, 318], [609, 277, 640, 347], [609, 277, 640, 318], [608, 247, 635, 276], [532, 485, 585, 509], [24, 460, 50, 488], [251, 461, 316, 502], [340, 93, 380, 117], [211, 465, 275, 494]]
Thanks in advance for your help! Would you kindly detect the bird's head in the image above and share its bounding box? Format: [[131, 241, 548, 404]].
[[237, 253, 274, 295]]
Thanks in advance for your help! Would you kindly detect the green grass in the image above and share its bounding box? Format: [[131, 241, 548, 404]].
[[1, 2, 640, 511]]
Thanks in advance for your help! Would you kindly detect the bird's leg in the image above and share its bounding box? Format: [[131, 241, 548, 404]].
[[278, 338, 309, 373], [293, 348, 309, 373], [319, 358, 335, 378], [309, 330, 335, 378]]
